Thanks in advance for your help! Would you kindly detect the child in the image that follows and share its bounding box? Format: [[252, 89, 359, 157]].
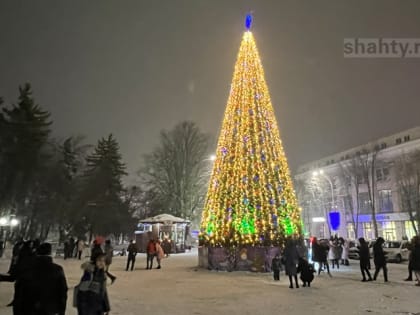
[[271, 254, 282, 281], [298, 257, 315, 287]]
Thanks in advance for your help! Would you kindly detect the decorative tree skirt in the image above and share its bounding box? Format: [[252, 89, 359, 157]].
[[198, 246, 280, 272]]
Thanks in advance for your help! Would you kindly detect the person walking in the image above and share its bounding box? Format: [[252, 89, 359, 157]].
[[1, 240, 35, 308], [76, 253, 110, 315], [340, 237, 350, 266], [410, 236, 420, 286], [91, 240, 104, 263], [146, 239, 156, 270], [404, 236, 416, 281], [69, 237, 75, 259], [126, 240, 138, 271], [104, 240, 117, 283], [358, 238, 372, 282], [155, 240, 165, 269], [373, 237, 388, 282], [13, 243, 68, 315], [328, 237, 340, 269], [77, 239, 85, 260], [271, 253, 282, 281], [312, 238, 331, 276], [284, 239, 300, 289]]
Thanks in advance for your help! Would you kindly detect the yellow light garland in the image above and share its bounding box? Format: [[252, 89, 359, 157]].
[[200, 30, 302, 247]]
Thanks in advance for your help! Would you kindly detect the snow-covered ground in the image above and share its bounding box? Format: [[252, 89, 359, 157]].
[[0, 249, 419, 315]]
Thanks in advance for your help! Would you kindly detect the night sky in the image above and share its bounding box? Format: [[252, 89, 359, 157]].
[[1, 1, 420, 182]]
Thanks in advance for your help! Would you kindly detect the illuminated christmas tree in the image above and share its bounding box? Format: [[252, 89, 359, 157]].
[[200, 15, 302, 248]]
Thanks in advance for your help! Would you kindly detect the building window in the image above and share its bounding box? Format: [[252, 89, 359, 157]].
[[382, 167, 389, 179], [344, 195, 353, 210], [358, 192, 371, 214], [376, 168, 389, 181], [378, 190, 393, 213], [404, 221, 419, 240], [396, 138, 402, 144], [376, 169, 383, 181], [363, 222, 374, 240], [404, 135, 410, 142], [381, 221, 396, 241]]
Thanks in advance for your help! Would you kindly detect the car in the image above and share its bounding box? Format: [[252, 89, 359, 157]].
[[383, 240, 410, 263]]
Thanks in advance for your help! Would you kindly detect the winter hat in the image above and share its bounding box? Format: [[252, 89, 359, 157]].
[[37, 243, 52, 256]]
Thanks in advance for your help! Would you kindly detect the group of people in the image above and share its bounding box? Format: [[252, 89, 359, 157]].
[[125, 238, 165, 271], [328, 236, 350, 268], [272, 239, 315, 289], [63, 237, 85, 260]]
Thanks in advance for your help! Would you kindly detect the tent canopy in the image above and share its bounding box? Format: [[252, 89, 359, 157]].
[[139, 213, 190, 224]]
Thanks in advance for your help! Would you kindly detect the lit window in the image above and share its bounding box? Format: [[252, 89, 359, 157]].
[[379, 190, 393, 213]]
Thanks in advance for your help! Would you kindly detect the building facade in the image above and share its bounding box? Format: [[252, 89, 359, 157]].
[[295, 127, 420, 241]]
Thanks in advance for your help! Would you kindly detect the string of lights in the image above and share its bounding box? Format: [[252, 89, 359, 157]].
[[200, 17, 302, 247]]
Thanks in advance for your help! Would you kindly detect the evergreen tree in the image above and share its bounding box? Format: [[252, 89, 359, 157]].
[[81, 134, 128, 236], [0, 83, 52, 219], [200, 18, 302, 247]]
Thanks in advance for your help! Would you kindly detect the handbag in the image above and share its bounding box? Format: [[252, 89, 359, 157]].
[[73, 274, 93, 307]]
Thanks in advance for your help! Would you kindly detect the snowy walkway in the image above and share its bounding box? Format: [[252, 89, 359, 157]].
[[0, 249, 419, 315]]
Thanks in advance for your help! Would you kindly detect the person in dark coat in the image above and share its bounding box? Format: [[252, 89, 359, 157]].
[[126, 240, 138, 271], [104, 240, 116, 283], [373, 237, 388, 282], [284, 239, 300, 289], [0, 240, 34, 307], [76, 253, 110, 315], [405, 236, 416, 281], [7, 237, 24, 275], [410, 236, 420, 286], [13, 242, 68, 315], [91, 240, 104, 263], [271, 254, 282, 281], [69, 237, 75, 258], [297, 257, 315, 287], [311, 238, 331, 276], [146, 239, 156, 270], [358, 238, 372, 282]]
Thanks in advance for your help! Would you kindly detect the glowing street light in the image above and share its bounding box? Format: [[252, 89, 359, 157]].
[[209, 154, 216, 161], [10, 218, 19, 227], [0, 217, 7, 226]]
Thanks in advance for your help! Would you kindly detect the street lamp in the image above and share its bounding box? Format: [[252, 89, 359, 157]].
[[312, 169, 335, 209], [312, 169, 337, 237]]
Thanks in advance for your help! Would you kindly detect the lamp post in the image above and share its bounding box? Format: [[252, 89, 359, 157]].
[[312, 170, 336, 237], [0, 215, 20, 256], [312, 169, 335, 210]]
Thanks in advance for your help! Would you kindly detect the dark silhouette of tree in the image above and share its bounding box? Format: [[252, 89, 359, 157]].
[[395, 151, 420, 235], [0, 83, 52, 236], [79, 134, 128, 238]]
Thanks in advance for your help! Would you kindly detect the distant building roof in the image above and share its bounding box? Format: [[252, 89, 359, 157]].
[[139, 213, 190, 224], [296, 126, 420, 175]]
